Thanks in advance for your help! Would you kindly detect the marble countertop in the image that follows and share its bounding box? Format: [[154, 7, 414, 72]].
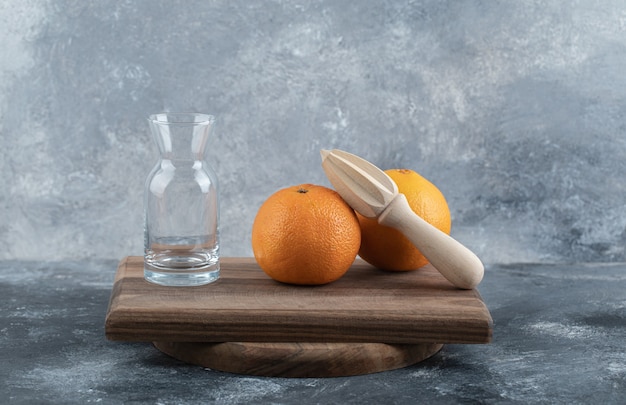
[[1, 259, 625, 404]]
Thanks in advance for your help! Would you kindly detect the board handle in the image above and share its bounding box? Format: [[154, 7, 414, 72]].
[[378, 193, 484, 289]]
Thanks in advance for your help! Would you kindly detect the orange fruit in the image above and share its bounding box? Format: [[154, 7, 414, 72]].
[[251, 184, 361, 285], [357, 169, 451, 271]]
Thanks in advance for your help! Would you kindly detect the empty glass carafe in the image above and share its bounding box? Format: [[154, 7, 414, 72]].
[[144, 113, 220, 286]]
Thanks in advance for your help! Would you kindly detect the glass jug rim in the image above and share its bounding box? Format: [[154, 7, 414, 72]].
[[149, 112, 215, 125]]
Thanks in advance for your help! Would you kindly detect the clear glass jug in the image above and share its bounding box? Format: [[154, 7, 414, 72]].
[[143, 113, 220, 286]]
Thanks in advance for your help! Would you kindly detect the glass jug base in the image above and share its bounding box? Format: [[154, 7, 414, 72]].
[[144, 262, 220, 287]]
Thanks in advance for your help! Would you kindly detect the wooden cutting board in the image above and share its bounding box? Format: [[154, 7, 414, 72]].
[[105, 257, 492, 376]]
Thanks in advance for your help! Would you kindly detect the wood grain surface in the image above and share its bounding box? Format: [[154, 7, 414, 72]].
[[152, 341, 444, 377], [105, 257, 493, 344]]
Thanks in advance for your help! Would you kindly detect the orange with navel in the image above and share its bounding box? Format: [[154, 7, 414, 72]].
[[357, 169, 451, 271], [251, 184, 361, 285]]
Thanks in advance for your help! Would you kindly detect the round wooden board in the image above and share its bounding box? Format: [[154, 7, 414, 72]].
[[153, 341, 443, 378]]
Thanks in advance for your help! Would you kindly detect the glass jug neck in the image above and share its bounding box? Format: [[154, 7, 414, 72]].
[[148, 113, 215, 161]]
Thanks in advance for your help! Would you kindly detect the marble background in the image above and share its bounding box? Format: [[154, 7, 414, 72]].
[[1, 0, 625, 264]]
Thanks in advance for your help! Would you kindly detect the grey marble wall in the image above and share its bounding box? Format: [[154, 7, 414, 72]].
[[1, 0, 625, 264]]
